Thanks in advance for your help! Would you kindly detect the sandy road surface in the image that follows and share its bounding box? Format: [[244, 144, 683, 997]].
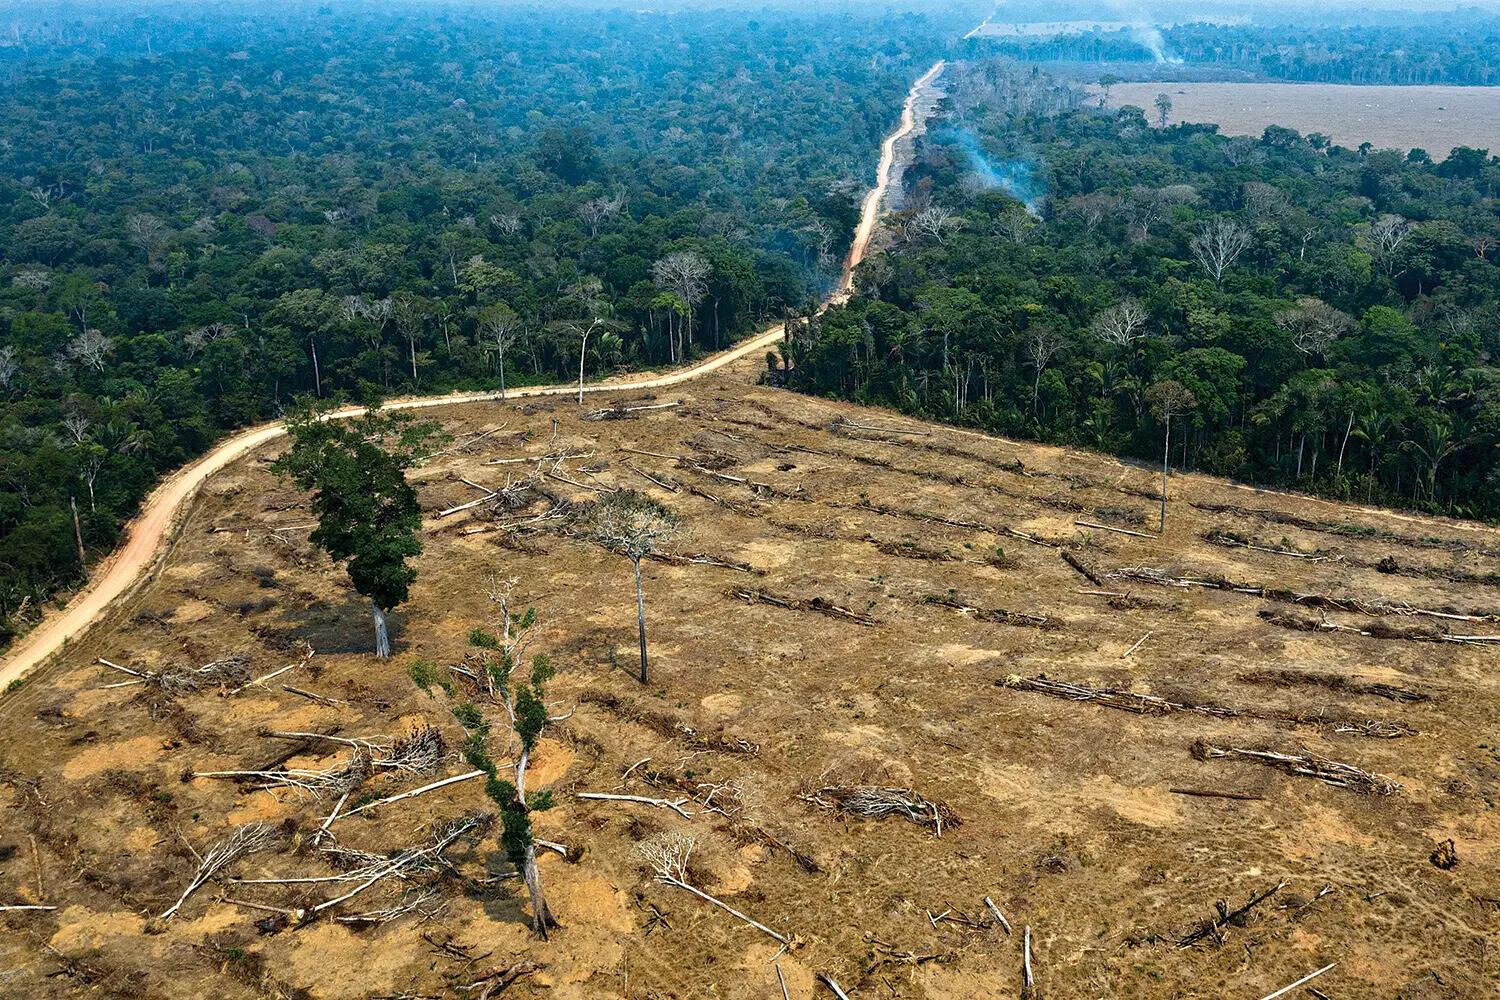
[[0, 61, 949, 693]]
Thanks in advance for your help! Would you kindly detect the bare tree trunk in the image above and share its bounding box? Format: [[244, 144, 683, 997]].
[[70, 496, 87, 577], [498, 341, 507, 399], [633, 558, 649, 685], [1159, 415, 1171, 534], [1337, 410, 1353, 478], [371, 601, 391, 659], [522, 848, 556, 937], [410, 340, 418, 384], [310, 339, 321, 397]]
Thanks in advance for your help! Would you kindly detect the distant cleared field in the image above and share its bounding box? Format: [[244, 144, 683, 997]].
[[1105, 82, 1499, 156]]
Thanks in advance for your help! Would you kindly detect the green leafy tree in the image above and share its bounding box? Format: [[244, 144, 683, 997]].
[[438, 582, 559, 937], [272, 400, 442, 657]]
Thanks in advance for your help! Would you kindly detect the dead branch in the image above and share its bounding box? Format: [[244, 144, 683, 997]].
[[160, 823, 279, 920], [640, 832, 792, 945], [1002, 674, 1411, 738], [580, 690, 760, 755], [282, 684, 345, 706], [647, 550, 765, 575], [1192, 741, 1399, 795], [1075, 519, 1153, 539], [1259, 963, 1336, 1000], [984, 896, 1012, 935], [819, 974, 853, 999], [1023, 925, 1035, 993], [308, 813, 492, 917], [334, 887, 443, 926], [0, 904, 57, 912], [437, 493, 498, 518], [799, 785, 959, 837], [332, 769, 486, 824], [583, 400, 681, 421], [577, 791, 693, 819], [1168, 787, 1264, 801], [623, 462, 679, 492], [1121, 631, 1153, 657], [1178, 881, 1287, 948]]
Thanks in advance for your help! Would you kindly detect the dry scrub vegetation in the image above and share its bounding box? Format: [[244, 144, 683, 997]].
[[2, 371, 1498, 998]]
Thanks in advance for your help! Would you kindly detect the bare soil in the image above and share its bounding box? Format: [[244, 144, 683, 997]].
[[1105, 82, 1500, 156], [3, 370, 1498, 999]]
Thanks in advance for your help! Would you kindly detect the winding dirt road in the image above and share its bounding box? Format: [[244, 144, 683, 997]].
[[0, 61, 949, 693]]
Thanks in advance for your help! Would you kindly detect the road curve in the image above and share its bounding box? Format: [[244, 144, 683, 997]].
[[0, 61, 949, 693]]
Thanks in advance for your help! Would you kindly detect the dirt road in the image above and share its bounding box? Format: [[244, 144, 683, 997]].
[[838, 60, 945, 299], [0, 61, 948, 693]]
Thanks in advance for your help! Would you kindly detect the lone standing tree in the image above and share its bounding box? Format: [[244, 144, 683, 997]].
[[1145, 380, 1196, 535], [588, 491, 678, 685], [273, 400, 441, 658]]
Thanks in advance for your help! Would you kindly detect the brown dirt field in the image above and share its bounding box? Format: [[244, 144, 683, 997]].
[[1104, 82, 1500, 156], [3, 368, 1499, 998]]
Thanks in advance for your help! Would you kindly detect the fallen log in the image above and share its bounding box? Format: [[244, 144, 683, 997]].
[[1192, 740, 1399, 795], [923, 594, 1059, 630], [1168, 787, 1264, 801], [1061, 551, 1103, 585], [729, 587, 879, 626], [1000, 675, 1241, 718]]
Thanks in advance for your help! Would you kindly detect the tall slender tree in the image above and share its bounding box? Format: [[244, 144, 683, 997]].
[[1146, 380, 1196, 534], [587, 491, 679, 684]]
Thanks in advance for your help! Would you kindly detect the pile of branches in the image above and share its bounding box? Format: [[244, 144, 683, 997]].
[[728, 587, 879, 626], [799, 784, 960, 837], [237, 812, 493, 925], [647, 550, 765, 575], [378, 725, 447, 775], [1258, 608, 1499, 645], [103, 654, 252, 695], [1190, 500, 1500, 557], [194, 747, 373, 799], [999, 675, 1240, 718], [924, 594, 1060, 630], [1235, 669, 1429, 704], [1191, 740, 1400, 795], [1110, 566, 1499, 624], [1002, 674, 1413, 737]]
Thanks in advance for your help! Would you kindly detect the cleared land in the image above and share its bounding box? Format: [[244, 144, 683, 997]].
[[1106, 81, 1500, 155], [2, 370, 1498, 998]]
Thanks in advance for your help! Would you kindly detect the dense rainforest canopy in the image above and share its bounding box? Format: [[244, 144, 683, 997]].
[[968, 13, 1500, 85], [2, 2, 1498, 649], [791, 62, 1500, 524], [0, 4, 957, 643]]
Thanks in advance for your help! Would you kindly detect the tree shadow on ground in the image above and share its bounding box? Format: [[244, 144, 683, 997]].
[[267, 596, 409, 656]]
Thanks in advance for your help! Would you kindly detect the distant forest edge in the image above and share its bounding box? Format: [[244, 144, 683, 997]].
[[0, 6, 962, 645], [2, 4, 1498, 651], [787, 61, 1499, 527], [967, 14, 1500, 86]]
